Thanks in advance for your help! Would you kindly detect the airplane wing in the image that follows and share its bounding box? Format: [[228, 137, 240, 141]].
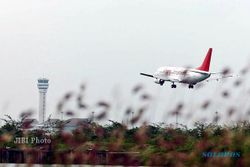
[[195, 74, 236, 88], [140, 73, 181, 82], [205, 74, 235, 82], [140, 73, 154, 78]]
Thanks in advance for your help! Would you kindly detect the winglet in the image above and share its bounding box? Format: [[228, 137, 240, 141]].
[[196, 48, 212, 72]]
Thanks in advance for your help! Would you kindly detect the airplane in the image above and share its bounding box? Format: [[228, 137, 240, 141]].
[[140, 48, 229, 89]]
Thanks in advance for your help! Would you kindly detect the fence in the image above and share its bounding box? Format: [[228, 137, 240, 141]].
[[0, 148, 140, 165]]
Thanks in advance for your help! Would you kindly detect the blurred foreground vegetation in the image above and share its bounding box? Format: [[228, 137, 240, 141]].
[[0, 115, 249, 166]]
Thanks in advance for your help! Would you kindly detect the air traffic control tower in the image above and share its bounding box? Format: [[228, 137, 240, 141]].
[[37, 78, 49, 123]]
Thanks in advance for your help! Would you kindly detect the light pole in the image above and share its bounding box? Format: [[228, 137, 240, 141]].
[[131, 111, 134, 128], [215, 111, 218, 124], [60, 111, 64, 120], [176, 112, 179, 128], [92, 111, 95, 122]]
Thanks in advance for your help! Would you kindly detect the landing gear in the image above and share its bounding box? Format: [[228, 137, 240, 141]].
[[171, 83, 177, 88], [159, 80, 164, 86], [188, 84, 194, 89]]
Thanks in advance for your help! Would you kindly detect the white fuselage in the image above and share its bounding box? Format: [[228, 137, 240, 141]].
[[154, 66, 211, 85]]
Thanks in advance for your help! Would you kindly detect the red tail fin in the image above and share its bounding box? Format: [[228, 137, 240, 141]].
[[196, 48, 212, 72]]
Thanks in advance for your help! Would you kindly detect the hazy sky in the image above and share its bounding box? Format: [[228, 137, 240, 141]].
[[1, 0, 250, 126]]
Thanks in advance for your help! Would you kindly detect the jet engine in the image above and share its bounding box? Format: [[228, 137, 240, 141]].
[[154, 78, 161, 84], [154, 78, 164, 85]]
